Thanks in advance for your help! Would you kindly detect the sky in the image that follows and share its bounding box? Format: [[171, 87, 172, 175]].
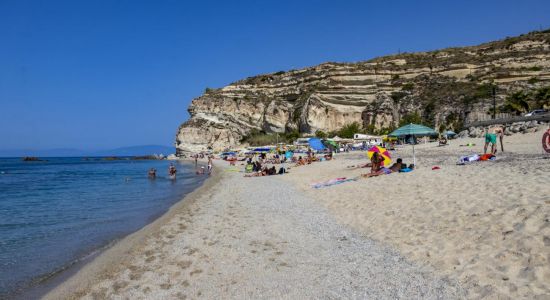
[[1, 0, 549, 150]]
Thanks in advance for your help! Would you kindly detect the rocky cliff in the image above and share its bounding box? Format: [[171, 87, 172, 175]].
[[176, 30, 550, 153]]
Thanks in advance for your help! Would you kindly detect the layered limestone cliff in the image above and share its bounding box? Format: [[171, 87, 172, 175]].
[[176, 30, 550, 153]]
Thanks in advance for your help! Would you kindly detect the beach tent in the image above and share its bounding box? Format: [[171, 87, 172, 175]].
[[308, 138, 326, 151], [389, 123, 437, 166]]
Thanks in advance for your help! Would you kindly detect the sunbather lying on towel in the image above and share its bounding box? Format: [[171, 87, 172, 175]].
[[389, 158, 404, 172]]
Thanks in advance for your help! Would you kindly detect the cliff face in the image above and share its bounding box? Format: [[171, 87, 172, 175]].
[[176, 30, 550, 153]]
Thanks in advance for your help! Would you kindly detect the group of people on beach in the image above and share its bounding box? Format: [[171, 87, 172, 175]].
[[241, 148, 334, 177], [193, 153, 213, 175], [360, 154, 412, 178], [244, 153, 287, 177]]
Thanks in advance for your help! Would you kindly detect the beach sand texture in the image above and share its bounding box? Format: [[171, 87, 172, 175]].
[[44, 131, 549, 299], [44, 165, 463, 299], [281, 131, 550, 299]]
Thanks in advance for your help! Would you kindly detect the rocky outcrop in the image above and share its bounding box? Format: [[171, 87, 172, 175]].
[[462, 121, 548, 138], [176, 30, 550, 153]]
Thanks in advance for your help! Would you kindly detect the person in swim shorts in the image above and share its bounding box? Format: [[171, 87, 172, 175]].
[[484, 127, 498, 155]]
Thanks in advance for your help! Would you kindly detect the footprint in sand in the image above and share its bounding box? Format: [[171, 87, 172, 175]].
[[177, 260, 192, 269], [160, 283, 172, 290]]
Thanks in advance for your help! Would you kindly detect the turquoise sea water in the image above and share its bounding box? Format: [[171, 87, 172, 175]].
[[0, 157, 205, 298]]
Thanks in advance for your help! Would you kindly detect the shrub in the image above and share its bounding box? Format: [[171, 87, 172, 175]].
[[399, 112, 423, 126], [390, 91, 407, 104], [402, 82, 414, 91], [336, 122, 362, 138], [528, 77, 539, 84], [315, 130, 327, 139]]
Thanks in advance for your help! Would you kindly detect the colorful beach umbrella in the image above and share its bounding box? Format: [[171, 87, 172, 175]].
[[367, 145, 392, 166]]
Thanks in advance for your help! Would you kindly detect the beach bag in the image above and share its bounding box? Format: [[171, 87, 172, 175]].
[[479, 154, 495, 161], [245, 164, 253, 173]]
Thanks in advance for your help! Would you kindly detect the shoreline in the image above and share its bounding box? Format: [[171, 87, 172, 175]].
[[38, 160, 219, 300], [43, 159, 465, 299], [40, 132, 549, 299]]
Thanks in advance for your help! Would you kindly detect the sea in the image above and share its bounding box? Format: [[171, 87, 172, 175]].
[[0, 157, 205, 298]]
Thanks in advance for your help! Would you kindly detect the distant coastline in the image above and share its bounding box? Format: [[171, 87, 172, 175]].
[[0, 145, 175, 158]]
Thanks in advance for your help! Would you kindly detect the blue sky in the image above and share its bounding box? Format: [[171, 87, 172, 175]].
[[1, 0, 549, 150]]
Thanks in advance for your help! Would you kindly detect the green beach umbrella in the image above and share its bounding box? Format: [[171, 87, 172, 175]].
[[389, 123, 437, 166], [389, 123, 438, 138]]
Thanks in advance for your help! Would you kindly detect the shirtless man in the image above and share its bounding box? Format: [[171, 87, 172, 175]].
[[484, 126, 500, 155]]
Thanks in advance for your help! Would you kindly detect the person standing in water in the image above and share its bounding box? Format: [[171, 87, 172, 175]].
[[168, 163, 177, 179], [148, 168, 156, 179]]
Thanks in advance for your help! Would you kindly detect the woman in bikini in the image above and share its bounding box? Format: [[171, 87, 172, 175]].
[[362, 152, 390, 178]]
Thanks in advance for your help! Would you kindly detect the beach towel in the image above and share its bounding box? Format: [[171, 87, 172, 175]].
[[311, 177, 356, 189], [457, 154, 480, 165]]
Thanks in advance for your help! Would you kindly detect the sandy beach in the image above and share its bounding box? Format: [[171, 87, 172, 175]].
[[44, 131, 549, 299], [280, 131, 550, 299]]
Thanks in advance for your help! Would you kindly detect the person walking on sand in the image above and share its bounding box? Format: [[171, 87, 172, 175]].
[[207, 156, 213, 175]]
